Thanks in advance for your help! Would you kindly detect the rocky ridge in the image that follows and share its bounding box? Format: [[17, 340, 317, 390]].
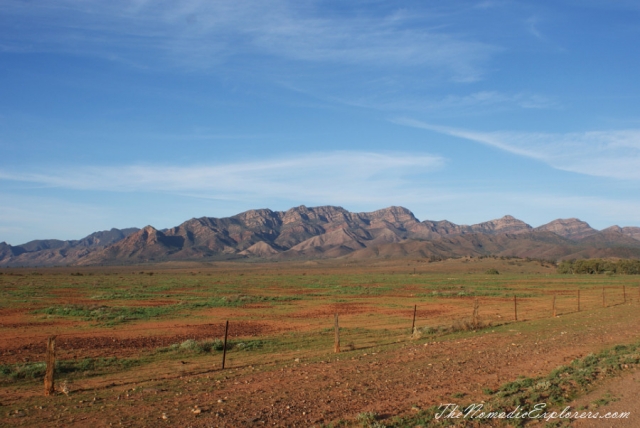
[[1, 207, 640, 267]]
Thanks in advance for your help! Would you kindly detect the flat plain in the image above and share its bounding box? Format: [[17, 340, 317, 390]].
[[1, 257, 640, 427]]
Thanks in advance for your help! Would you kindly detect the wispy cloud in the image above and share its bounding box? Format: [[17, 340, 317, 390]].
[[0, 1, 497, 82], [526, 16, 544, 40], [0, 151, 445, 204], [394, 118, 640, 180], [283, 87, 557, 114], [426, 91, 557, 110]]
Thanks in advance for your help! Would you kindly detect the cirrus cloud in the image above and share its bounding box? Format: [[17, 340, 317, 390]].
[[394, 118, 640, 180], [0, 151, 445, 204]]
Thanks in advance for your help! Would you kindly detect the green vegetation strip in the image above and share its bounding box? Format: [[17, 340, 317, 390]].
[[388, 342, 640, 427], [34, 294, 301, 324], [0, 357, 143, 384], [558, 259, 640, 275], [0, 336, 271, 386]]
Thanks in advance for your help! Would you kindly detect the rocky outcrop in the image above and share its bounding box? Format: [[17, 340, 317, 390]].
[[535, 218, 598, 240], [603, 226, 640, 242], [470, 215, 532, 235]]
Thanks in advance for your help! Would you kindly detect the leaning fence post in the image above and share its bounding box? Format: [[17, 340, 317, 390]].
[[514, 295, 518, 321], [44, 336, 56, 396], [334, 313, 340, 353], [221, 320, 229, 370], [411, 305, 417, 333]]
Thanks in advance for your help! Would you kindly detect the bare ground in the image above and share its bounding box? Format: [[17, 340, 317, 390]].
[[2, 304, 639, 427]]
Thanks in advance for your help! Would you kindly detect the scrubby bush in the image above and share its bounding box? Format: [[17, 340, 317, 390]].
[[557, 258, 640, 274]]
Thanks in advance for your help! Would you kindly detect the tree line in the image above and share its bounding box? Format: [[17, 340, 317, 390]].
[[557, 259, 640, 275]]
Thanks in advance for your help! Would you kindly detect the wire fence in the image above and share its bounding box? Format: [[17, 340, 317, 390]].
[[3, 283, 638, 397]]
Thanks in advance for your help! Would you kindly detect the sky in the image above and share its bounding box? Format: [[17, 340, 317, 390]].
[[2, 0, 640, 245]]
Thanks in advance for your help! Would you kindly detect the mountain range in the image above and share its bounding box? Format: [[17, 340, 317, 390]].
[[2, 205, 640, 267]]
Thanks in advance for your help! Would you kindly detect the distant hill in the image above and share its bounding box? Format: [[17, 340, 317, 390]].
[[1, 206, 640, 267], [0, 228, 139, 267]]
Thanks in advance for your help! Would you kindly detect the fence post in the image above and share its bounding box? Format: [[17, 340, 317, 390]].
[[578, 289, 580, 312], [44, 336, 56, 396], [623, 285, 626, 303], [552, 294, 557, 317], [221, 320, 229, 370], [514, 295, 518, 321], [411, 305, 417, 333], [602, 286, 606, 308], [472, 299, 479, 329], [334, 313, 340, 353]]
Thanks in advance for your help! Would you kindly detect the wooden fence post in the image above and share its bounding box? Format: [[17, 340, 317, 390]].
[[221, 320, 229, 370], [514, 295, 518, 321], [602, 286, 606, 308], [623, 285, 626, 304], [552, 294, 557, 317], [578, 289, 580, 312], [334, 313, 340, 353], [472, 299, 479, 329], [44, 336, 56, 396], [411, 305, 417, 333]]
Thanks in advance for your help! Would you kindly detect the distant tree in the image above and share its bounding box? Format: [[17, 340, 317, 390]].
[[557, 258, 640, 275]]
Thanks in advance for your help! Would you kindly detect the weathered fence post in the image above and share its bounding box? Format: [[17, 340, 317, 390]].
[[472, 299, 479, 329], [44, 336, 56, 396], [411, 305, 417, 333], [623, 285, 626, 304], [334, 313, 340, 353], [552, 294, 557, 317], [514, 295, 518, 321], [578, 289, 581, 312], [602, 286, 606, 308], [221, 320, 229, 370]]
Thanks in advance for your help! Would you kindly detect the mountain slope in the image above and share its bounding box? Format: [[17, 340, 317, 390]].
[[0, 227, 139, 267], [2, 206, 640, 266], [535, 218, 598, 240]]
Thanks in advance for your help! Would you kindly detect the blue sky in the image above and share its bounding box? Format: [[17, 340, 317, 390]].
[[2, 0, 640, 244]]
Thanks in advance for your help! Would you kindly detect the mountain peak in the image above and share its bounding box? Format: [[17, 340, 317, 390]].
[[535, 218, 597, 240], [470, 216, 532, 235]]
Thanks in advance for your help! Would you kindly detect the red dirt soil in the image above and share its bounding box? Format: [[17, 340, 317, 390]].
[[0, 322, 274, 363], [2, 305, 640, 427]]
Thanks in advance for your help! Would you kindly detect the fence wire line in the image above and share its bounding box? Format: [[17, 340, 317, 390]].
[[2, 288, 634, 346]]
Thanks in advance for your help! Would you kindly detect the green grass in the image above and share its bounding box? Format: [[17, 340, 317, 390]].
[[390, 341, 640, 427], [34, 294, 302, 324], [36, 304, 179, 324], [0, 357, 143, 384]]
